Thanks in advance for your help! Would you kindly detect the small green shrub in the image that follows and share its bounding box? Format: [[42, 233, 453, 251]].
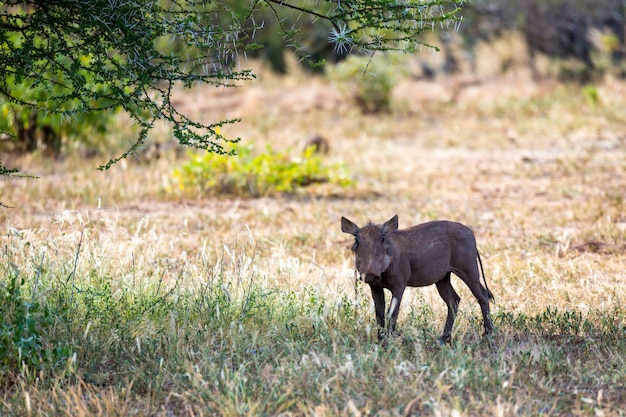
[[582, 85, 600, 106], [173, 143, 353, 197], [326, 52, 408, 113], [0, 270, 73, 383]]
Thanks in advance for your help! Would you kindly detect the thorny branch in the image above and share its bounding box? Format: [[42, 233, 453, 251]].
[[0, 0, 464, 175]]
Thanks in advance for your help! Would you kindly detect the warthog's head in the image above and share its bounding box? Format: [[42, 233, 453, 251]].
[[341, 215, 398, 283]]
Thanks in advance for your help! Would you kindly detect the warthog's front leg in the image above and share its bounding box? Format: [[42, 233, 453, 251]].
[[370, 285, 386, 340], [387, 288, 404, 334]]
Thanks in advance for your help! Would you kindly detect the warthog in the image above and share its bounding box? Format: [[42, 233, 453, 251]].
[[341, 215, 494, 342]]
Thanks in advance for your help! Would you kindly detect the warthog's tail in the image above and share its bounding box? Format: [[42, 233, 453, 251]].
[[477, 251, 495, 302]]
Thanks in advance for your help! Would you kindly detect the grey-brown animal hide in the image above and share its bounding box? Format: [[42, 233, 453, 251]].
[[341, 215, 494, 343]]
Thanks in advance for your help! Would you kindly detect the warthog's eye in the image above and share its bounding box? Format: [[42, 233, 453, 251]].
[[351, 239, 359, 251]]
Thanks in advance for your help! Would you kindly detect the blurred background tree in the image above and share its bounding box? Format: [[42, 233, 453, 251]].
[[0, 0, 464, 177], [457, 0, 625, 80]]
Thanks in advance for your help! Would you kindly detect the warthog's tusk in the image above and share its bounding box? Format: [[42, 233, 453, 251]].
[[389, 296, 399, 318]]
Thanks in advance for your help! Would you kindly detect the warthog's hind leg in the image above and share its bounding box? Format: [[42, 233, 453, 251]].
[[435, 272, 460, 344], [466, 283, 494, 336], [458, 263, 494, 337]]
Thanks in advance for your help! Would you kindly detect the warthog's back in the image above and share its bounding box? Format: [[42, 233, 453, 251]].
[[387, 220, 478, 287], [402, 220, 475, 241]]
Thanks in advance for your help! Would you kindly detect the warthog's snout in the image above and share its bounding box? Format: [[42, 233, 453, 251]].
[[358, 260, 385, 282]]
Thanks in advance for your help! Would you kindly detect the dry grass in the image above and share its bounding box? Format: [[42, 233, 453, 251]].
[[1, 51, 625, 416]]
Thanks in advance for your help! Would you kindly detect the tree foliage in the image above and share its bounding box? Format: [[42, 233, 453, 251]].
[[0, 0, 464, 176]]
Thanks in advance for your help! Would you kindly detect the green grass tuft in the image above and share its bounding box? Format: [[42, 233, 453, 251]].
[[173, 143, 353, 198]]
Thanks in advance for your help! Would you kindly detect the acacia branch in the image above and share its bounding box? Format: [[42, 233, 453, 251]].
[[1, 0, 463, 176], [264, 0, 337, 28]]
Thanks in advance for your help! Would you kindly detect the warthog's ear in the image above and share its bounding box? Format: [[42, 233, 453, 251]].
[[341, 217, 360, 236], [382, 215, 399, 233]]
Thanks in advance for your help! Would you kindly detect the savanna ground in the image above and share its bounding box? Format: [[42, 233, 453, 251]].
[[1, 39, 626, 416]]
